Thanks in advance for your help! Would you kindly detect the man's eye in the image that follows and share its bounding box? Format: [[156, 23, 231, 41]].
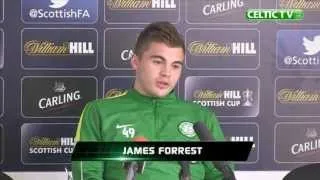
[[173, 64, 182, 69], [153, 60, 161, 64]]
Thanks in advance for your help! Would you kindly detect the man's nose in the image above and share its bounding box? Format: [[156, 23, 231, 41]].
[[160, 65, 171, 77]]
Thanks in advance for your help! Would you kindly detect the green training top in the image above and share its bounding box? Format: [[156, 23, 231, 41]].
[[72, 88, 227, 180]]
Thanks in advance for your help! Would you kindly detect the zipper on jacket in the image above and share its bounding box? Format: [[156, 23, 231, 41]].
[[153, 99, 159, 139]]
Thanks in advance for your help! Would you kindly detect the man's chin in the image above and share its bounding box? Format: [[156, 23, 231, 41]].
[[152, 89, 171, 98]]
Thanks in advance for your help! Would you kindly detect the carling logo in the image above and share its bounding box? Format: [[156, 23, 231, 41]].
[[202, 0, 245, 16], [275, 123, 320, 163], [21, 77, 97, 118]]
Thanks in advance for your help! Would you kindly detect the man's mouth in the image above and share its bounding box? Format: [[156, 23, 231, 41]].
[[156, 81, 169, 89]]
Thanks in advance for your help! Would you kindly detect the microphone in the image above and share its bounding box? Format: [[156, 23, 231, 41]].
[[179, 161, 191, 180], [123, 136, 147, 180], [193, 121, 236, 180]]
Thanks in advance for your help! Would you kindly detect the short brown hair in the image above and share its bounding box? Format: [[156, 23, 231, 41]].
[[133, 21, 185, 57]]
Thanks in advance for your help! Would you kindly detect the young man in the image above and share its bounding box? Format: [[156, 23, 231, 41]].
[[72, 21, 229, 179]]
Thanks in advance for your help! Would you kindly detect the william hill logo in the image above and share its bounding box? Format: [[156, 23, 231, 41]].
[[188, 41, 256, 56], [192, 89, 254, 108], [28, 136, 75, 154], [277, 89, 320, 104], [107, 0, 176, 9], [24, 40, 95, 56], [279, 0, 320, 10]]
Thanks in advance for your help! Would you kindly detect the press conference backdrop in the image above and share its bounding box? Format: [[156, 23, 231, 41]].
[[1, 0, 320, 177]]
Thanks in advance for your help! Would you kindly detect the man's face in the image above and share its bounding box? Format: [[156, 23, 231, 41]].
[[131, 42, 184, 97]]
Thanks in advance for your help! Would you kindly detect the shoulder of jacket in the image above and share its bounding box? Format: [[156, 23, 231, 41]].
[[177, 98, 203, 109], [178, 99, 214, 116], [104, 88, 128, 99]]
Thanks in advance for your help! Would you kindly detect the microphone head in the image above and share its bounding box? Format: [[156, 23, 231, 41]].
[[179, 161, 191, 179], [124, 136, 147, 175], [193, 121, 214, 141], [179, 161, 190, 171], [193, 122, 236, 180]]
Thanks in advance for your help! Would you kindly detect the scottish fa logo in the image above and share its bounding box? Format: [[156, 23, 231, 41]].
[[49, 0, 69, 9]]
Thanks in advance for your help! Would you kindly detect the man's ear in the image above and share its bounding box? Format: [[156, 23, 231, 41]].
[[131, 54, 139, 70]]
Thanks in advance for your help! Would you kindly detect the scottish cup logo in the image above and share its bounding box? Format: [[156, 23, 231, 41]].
[[242, 89, 254, 107], [21, 123, 77, 164], [185, 76, 259, 117]]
